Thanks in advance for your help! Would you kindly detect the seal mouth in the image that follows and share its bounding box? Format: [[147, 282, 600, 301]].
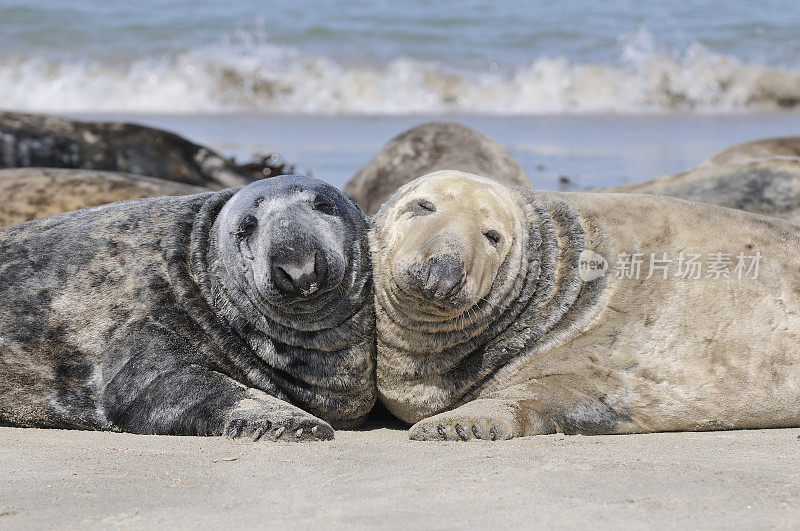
[[273, 280, 344, 306], [389, 274, 474, 319], [389, 249, 477, 314], [259, 271, 346, 308], [301, 283, 319, 297]]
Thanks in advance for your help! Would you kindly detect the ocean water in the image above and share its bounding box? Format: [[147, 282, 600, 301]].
[[3, 0, 800, 114], [2, 1, 800, 189], [69, 112, 800, 190]]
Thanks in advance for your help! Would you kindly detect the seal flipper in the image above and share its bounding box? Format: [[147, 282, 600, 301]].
[[109, 365, 333, 441], [409, 376, 636, 440], [409, 398, 531, 441]]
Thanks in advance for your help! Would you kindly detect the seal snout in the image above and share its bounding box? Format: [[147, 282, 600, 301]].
[[271, 250, 328, 299], [402, 252, 467, 302]]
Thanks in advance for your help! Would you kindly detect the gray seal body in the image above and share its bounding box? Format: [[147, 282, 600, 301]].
[[344, 122, 530, 215], [702, 136, 800, 166], [0, 175, 375, 440], [0, 168, 206, 227], [373, 171, 800, 440], [0, 111, 254, 189], [603, 159, 800, 222]]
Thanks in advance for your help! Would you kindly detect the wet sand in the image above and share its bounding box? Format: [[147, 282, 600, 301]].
[[1, 426, 798, 528]]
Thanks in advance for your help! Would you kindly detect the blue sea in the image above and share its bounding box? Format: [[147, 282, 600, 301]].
[[2, 0, 799, 187]]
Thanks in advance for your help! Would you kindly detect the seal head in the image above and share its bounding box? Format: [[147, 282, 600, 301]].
[[214, 176, 356, 330], [380, 171, 522, 317]]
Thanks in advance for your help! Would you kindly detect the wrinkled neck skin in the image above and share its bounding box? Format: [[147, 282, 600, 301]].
[[173, 191, 376, 428], [374, 188, 605, 423]]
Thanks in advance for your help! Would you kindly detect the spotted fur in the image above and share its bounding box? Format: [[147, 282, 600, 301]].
[[0, 111, 253, 188], [0, 175, 375, 440]]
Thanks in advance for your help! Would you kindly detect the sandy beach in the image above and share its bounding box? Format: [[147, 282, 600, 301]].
[[2, 425, 798, 528]]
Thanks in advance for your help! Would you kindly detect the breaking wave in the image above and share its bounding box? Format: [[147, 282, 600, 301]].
[[2, 31, 800, 115]]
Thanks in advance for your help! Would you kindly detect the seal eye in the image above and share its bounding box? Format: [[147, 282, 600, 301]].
[[484, 230, 502, 247], [234, 214, 258, 239], [417, 199, 436, 213], [402, 199, 437, 217], [313, 196, 337, 216]]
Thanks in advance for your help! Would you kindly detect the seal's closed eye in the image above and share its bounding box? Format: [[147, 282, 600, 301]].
[[401, 199, 437, 217], [417, 199, 436, 213]]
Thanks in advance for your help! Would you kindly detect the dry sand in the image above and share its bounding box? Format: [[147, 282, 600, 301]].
[[1, 425, 799, 529]]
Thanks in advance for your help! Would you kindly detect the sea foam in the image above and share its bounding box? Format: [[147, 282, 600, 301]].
[[2, 32, 799, 115]]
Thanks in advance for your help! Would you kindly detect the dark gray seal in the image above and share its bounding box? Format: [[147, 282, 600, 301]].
[[0, 111, 255, 189], [0, 175, 375, 440], [344, 121, 531, 215], [602, 159, 800, 222], [0, 168, 206, 227]]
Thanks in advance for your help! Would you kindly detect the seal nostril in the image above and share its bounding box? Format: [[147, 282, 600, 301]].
[[272, 265, 294, 294], [423, 260, 435, 287], [484, 229, 502, 247]]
